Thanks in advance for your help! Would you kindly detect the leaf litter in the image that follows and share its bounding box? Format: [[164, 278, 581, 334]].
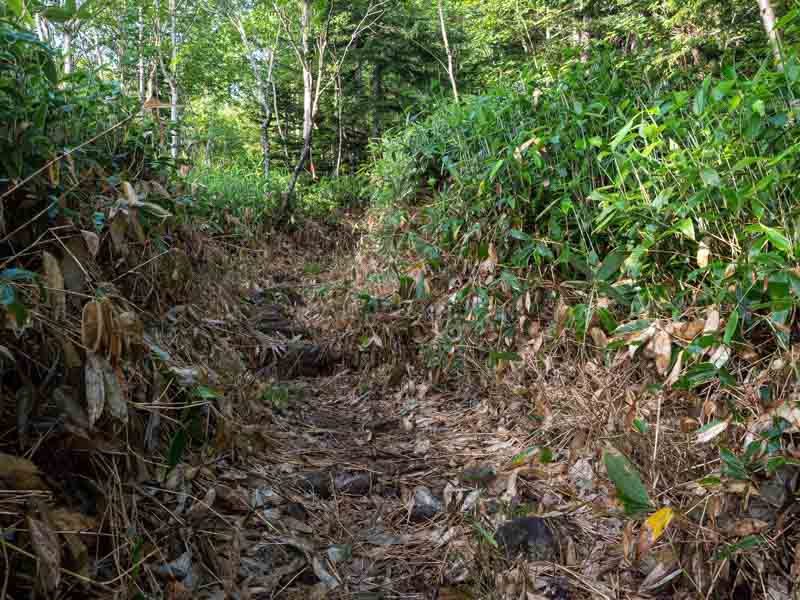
[[1, 199, 800, 599]]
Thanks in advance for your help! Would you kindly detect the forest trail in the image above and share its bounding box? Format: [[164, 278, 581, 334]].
[[196, 221, 625, 600]]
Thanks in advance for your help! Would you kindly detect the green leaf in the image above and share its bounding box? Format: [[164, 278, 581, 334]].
[[752, 100, 766, 117], [488, 159, 505, 180], [509, 229, 533, 242], [76, 0, 97, 19], [610, 117, 636, 150], [194, 386, 221, 399], [473, 522, 498, 547], [720, 448, 749, 480], [168, 428, 187, 468], [500, 269, 521, 291], [680, 362, 718, 388], [693, 88, 705, 115], [595, 249, 627, 282], [676, 218, 695, 241], [700, 168, 721, 187], [603, 450, 652, 515], [761, 225, 792, 255], [613, 319, 653, 336], [41, 6, 73, 21], [723, 309, 739, 345], [8, 0, 22, 17]]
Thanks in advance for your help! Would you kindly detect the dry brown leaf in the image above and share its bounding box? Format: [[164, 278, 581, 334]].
[[122, 181, 138, 205], [479, 243, 498, 279], [109, 216, 129, 256], [62, 237, 88, 294], [43, 251, 66, 321], [589, 326, 608, 349], [49, 509, 97, 533], [704, 305, 720, 334], [697, 241, 710, 268], [513, 136, 540, 162], [81, 301, 104, 353], [675, 319, 705, 341], [28, 516, 61, 592], [665, 350, 684, 386], [653, 330, 672, 375], [81, 230, 100, 257], [100, 298, 115, 353], [695, 418, 729, 444], [727, 519, 769, 537], [85, 353, 106, 428], [555, 298, 570, 337], [105, 364, 128, 423], [0, 453, 49, 490]]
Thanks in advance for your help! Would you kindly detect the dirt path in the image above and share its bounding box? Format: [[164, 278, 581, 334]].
[[191, 227, 608, 600], [128, 223, 796, 600]]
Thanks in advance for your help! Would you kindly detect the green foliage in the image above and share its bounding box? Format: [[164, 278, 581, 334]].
[[370, 37, 800, 359], [603, 450, 652, 515]]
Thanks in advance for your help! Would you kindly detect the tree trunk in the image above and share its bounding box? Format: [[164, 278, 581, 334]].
[[371, 63, 383, 139], [63, 27, 73, 74], [335, 72, 344, 177], [138, 6, 145, 103], [437, 0, 459, 103], [168, 0, 180, 160], [757, 0, 783, 69], [286, 0, 313, 199]]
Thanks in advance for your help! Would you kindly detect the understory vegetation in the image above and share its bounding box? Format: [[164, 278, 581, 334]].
[[3, 0, 800, 597]]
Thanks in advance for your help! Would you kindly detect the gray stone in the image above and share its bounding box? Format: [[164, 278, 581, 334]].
[[334, 472, 372, 496], [495, 517, 559, 562], [411, 486, 443, 521]]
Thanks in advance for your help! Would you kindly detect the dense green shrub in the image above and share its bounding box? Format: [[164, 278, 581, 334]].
[[369, 40, 800, 364]]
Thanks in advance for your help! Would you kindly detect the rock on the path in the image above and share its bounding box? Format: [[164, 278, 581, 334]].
[[495, 517, 559, 562], [411, 486, 443, 521], [300, 471, 333, 498], [334, 472, 372, 496]]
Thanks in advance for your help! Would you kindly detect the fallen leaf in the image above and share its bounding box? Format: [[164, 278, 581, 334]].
[[704, 306, 720, 334], [479, 244, 498, 279], [697, 241, 710, 268], [728, 519, 769, 537], [81, 301, 104, 354], [85, 353, 106, 428], [638, 507, 675, 557], [104, 364, 128, 423], [665, 350, 684, 386], [28, 516, 61, 592], [0, 453, 49, 490], [695, 419, 730, 444], [709, 345, 731, 368], [43, 251, 66, 321], [81, 230, 100, 257], [513, 136, 540, 162], [653, 330, 672, 375], [590, 326, 608, 349], [675, 319, 705, 341]]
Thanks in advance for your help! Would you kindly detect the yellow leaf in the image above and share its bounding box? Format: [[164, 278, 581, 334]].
[[638, 507, 675, 557], [647, 507, 674, 540]]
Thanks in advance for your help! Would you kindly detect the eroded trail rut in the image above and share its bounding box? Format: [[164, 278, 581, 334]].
[[206, 234, 591, 600]]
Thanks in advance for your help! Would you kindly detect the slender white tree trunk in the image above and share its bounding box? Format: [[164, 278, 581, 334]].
[[138, 6, 145, 103], [63, 27, 73, 74], [168, 0, 179, 160], [286, 0, 314, 198], [437, 0, 459, 103], [757, 0, 783, 69]]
